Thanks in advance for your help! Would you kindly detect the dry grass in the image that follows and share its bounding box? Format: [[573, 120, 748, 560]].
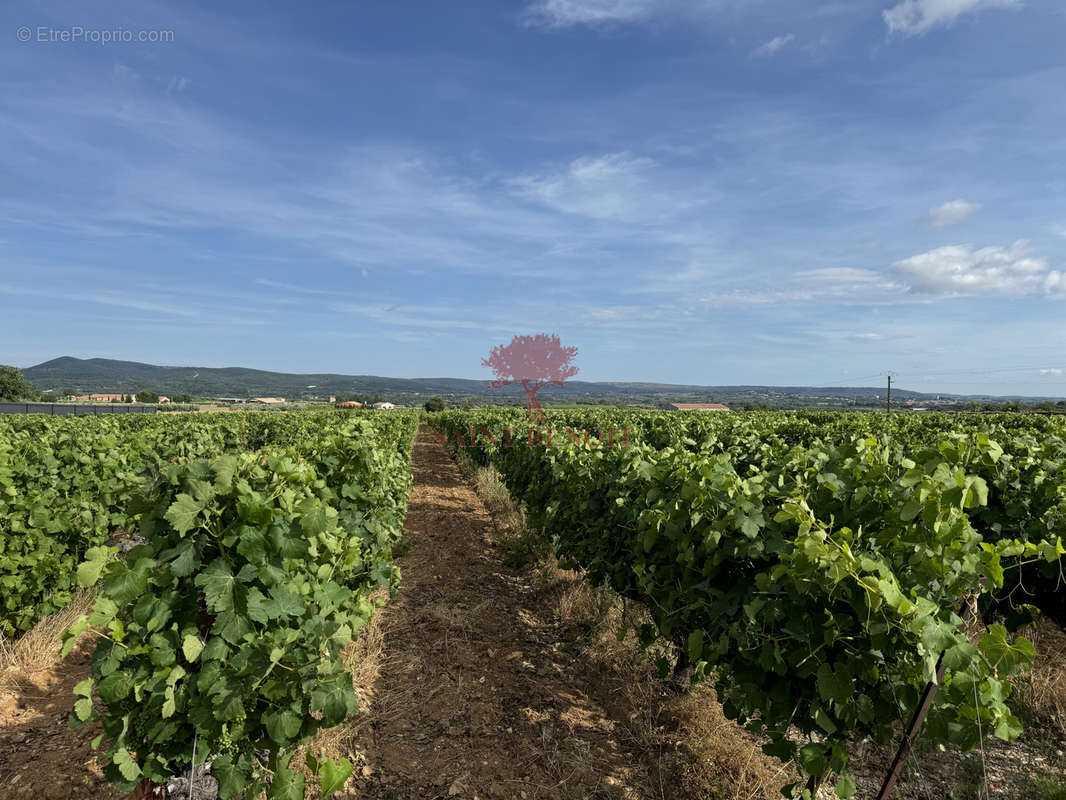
[[465, 464, 794, 800], [661, 687, 796, 800], [464, 461, 551, 568], [472, 462, 513, 515], [0, 589, 97, 697], [1014, 621, 1066, 737], [536, 560, 792, 800], [471, 462, 526, 535]]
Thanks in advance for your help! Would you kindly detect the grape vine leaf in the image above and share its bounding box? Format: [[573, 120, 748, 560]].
[[165, 493, 203, 535], [318, 756, 354, 797]]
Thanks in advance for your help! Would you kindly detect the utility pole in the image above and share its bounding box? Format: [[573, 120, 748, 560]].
[[886, 374, 892, 413]]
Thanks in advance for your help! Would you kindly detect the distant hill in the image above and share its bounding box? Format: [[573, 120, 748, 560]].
[[17, 357, 973, 408]]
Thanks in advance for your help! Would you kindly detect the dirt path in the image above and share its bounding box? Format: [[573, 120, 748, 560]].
[[0, 642, 121, 800], [351, 428, 654, 800]]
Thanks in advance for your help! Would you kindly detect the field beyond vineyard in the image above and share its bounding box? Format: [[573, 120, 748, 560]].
[[1, 408, 1065, 799]]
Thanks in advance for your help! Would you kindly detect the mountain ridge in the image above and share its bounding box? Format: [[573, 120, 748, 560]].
[[19, 357, 1061, 404]]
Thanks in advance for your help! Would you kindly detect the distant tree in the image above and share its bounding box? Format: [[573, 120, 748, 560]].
[[136, 390, 159, 403], [482, 333, 579, 421], [172, 393, 193, 403], [62, 387, 77, 399], [0, 366, 41, 401], [423, 396, 445, 412]]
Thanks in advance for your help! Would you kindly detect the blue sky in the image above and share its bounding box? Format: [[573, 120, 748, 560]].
[[1, 0, 1064, 395]]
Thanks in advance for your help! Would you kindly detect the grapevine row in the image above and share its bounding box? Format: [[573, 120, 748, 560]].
[[430, 408, 1065, 796], [59, 410, 418, 798]]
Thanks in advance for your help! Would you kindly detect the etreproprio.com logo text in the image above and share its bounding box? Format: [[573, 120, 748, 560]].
[[17, 26, 175, 44]]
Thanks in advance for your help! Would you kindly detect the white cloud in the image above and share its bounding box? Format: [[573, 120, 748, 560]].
[[892, 241, 1065, 296], [925, 199, 981, 228], [510, 152, 689, 221], [522, 0, 754, 28], [523, 0, 659, 27], [1040, 368, 1063, 375], [883, 0, 1021, 37], [753, 34, 795, 57]]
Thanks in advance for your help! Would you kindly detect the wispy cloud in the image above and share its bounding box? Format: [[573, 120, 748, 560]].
[[0, 283, 202, 318], [795, 267, 892, 286], [883, 0, 1022, 36], [925, 199, 981, 228], [753, 34, 795, 57], [521, 0, 756, 28], [690, 268, 906, 308], [510, 152, 667, 221], [523, 0, 660, 27], [330, 302, 498, 332], [81, 293, 200, 317], [1040, 368, 1064, 375]]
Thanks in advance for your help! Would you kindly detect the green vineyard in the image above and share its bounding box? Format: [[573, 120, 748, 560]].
[[1, 407, 1064, 797], [1, 409, 418, 798], [429, 408, 1066, 796]]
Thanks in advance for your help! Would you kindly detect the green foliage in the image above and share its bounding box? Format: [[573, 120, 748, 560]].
[[50, 410, 416, 798], [423, 396, 445, 412], [432, 407, 1066, 795], [1019, 772, 1066, 800], [0, 365, 41, 401], [0, 410, 418, 632], [305, 751, 354, 797], [136, 390, 160, 403]]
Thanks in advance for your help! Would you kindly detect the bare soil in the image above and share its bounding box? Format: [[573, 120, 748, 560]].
[[348, 428, 659, 800], [0, 641, 121, 799]]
